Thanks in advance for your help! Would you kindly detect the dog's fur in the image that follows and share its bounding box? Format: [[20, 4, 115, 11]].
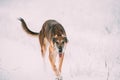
[[19, 18, 68, 77]]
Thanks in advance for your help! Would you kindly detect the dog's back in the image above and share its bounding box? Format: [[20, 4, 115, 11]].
[[42, 20, 66, 40]]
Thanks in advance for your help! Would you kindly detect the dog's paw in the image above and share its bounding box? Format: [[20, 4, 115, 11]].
[[59, 76, 63, 80], [55, 76, 59, 80], [55, 77, 59, 80], [55, 76, 63, 80]]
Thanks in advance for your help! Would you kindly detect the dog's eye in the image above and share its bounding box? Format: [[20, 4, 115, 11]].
[[62, 41, 64, 44], [56, 42, 59, 44], [52, 38, 56, 43]]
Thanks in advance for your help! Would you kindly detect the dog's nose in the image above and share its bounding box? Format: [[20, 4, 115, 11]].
[[59, 49, 62, 53]]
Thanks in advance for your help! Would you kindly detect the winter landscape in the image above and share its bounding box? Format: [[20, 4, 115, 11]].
[[0, 0, 120, 80]]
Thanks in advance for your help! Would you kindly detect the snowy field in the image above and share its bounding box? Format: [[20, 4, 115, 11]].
[[0, 0, 120, 80]]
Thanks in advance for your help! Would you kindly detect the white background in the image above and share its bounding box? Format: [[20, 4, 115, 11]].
[[0, 0, 120, 80]]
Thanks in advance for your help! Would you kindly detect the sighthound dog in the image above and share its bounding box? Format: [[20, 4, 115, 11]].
[[19, 18, 68, 79]]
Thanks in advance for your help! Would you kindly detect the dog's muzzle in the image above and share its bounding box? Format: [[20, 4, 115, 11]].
[[58, 46, 63, 57], [58, 46, 62, 53]]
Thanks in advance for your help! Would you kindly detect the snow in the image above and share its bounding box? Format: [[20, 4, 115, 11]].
[[0, 0, 120, 80]]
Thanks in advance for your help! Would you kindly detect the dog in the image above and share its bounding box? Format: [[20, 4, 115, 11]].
[[18, 18, 68, 79]]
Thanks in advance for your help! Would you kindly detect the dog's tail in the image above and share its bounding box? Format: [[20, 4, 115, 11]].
[[18, 17, 39, 36]]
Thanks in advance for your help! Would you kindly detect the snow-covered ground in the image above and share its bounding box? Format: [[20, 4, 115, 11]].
[[0, 0, 120, 80]]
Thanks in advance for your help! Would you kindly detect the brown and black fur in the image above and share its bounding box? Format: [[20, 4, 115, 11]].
[[18, 18, 68, 78]]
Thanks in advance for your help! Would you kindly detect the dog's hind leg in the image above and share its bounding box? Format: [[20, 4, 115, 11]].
[[39, 30, 46, 58]]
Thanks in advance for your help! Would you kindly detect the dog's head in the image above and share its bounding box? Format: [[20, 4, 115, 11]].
[[52, 35, 68, 54]]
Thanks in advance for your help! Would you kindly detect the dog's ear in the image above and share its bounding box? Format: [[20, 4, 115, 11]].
[[64, 37, 68, 43], [52, 38, 56, 43]]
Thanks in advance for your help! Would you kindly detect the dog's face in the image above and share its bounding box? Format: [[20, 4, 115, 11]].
[[52, 35, 68, 54]]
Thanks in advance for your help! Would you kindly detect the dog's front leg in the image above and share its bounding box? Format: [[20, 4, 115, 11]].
[[58, 54, 64, 75], [49, 45, 59, 76]]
